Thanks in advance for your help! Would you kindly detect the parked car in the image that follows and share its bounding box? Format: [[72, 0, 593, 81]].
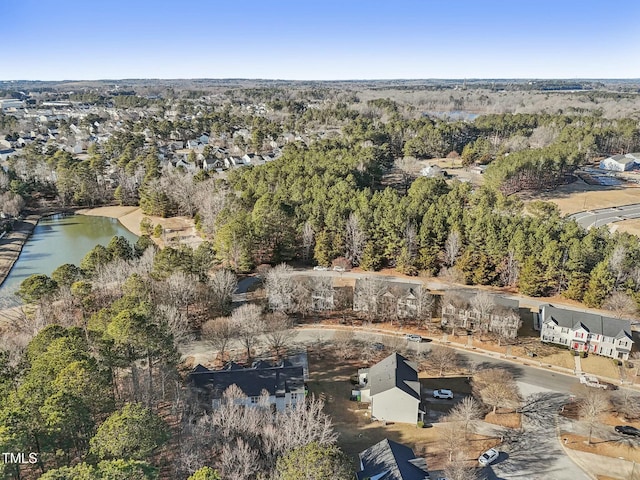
[[478, 448, 499, 466], [372, 342, 385, 351], [615, 426, 640, 437], [313, 265, 329, 271], [433, 389, 453, 399], [405, 334, 422, 342], [332, 265, 346, 272]]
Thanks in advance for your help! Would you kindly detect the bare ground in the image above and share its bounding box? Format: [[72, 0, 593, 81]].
[[77, 206, 202, 248], [526, 179, 640, 215]]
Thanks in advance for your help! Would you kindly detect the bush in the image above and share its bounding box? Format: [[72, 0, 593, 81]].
[[580, 351, 588, 358], [417, 421, 425, 428]]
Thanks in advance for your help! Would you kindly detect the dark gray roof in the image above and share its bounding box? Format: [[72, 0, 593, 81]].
[[357, 438, 429, 480], [367, 352, 420, 401], [190, 363, 304, 398], [542, 304, 632, 340], [445, 290, 519, 310]]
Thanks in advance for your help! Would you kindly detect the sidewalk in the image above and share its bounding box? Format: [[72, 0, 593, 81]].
[[298, 323, 640, 393], [560, 442, 637, 480]]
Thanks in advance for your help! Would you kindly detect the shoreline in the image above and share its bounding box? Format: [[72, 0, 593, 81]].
[[0, 204, 202, 289], [75, 205, 142, 236], [0, 214, 40, 288]]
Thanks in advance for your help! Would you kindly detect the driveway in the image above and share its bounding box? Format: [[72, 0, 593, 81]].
[[486, 392, 591, 480]]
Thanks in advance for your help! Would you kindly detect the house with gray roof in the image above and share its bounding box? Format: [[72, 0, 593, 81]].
[[189, 360, 305, 411], [356, 438, 430, 480], [599, 153, 640, 172], [540, 304, 634, 360], [358, 352, 423, 424]]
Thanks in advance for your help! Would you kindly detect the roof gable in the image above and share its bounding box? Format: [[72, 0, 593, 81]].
[[542, 305, 633, 340], [357, 439, 429, 480], [367, 352, 420, 401]]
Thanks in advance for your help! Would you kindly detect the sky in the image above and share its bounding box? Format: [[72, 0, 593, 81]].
[[3, 0, 640, 80]]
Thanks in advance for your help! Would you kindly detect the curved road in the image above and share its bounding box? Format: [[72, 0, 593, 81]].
[[569, 203, 640, 229]]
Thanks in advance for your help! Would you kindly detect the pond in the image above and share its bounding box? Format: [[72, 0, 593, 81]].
[[0, 214, 138, 302]]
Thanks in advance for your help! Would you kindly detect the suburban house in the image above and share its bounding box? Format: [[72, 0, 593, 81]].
[[189, 360, 306, 411], [353, 279, 427, 319], [599, 153, 640, 172], [441, 294, 521, 339], [356, 438, 430, 480], [419, 164, 445, 178], [357, 352, 423, 424], [203, 157, 225, 172], [539, 304, 634, 360]]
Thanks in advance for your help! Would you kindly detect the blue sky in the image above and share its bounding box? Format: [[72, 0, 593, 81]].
[[3, 0, 639, 80]]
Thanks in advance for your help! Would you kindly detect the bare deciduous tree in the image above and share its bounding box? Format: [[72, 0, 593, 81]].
[[164, 271, 200, 316], [602, 292, 638, 319], [264, 312, 295, 359], [207, 269, 237, 315], [231, 303, 264, 363], [472, 368, 521, 414], [156, 303, 194, 346], [499, 249, 519, 287], [439, 421, 459, 462], [612, 389, 640, 421], [443, 450, 479, 480], [218, 438, 260, 480], [302, 220, 315, 263], [421, 346, 460, 376], [609, 244, 627, 288], [355, 277, 386, 322], [194, 180, 230, 235], [470, 291, 494, 317], [443, 230, 461, 267], [332, 330, 356, 360], [265, 263, 295, 313], [202, 316, 236, 363], [344, 213, 366, 266], [446, 396, 483, 439], [579, 388, 611, 444]]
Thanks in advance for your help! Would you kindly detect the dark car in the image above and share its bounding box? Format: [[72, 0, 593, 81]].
[[615, 425, 640, 436]]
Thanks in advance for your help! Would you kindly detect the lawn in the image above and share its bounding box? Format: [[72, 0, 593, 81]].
[[562, 433, 640, 463], [525, 179, 640, 215], [581, 355, 622, 380]]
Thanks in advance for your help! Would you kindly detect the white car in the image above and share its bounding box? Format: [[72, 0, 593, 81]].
[[332, 265, 346, 272], [478, 448, 499, 466], [313, 266, 329, 271], [432, 389, 453, 399], [405, 334, 422, 342]]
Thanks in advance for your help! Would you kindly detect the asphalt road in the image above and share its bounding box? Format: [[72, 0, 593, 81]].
[[569, 203, 640, 229], [296, 328, 581, 393]]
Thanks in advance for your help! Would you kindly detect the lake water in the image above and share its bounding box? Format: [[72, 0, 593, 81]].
[[0, 214, 138, 300]]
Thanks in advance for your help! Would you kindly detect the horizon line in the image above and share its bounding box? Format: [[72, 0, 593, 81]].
[[2, 77, 640, 83]]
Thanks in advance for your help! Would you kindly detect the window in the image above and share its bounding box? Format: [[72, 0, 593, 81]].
[[250, 396, 260, 404], [290, 393, 299, 402]]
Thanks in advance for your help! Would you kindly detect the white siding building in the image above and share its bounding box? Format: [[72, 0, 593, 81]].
[[358, 352, 422, 424], [599, 153, 640, 172], [539, 304, 634, 360]]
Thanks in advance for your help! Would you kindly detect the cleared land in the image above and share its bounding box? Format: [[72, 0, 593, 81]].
[[78, 206, 201, 248], [530, 179, 640, 216]]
